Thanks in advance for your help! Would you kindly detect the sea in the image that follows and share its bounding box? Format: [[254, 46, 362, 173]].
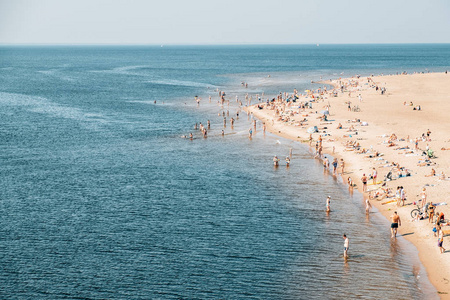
[[1, 44, 449, 299]]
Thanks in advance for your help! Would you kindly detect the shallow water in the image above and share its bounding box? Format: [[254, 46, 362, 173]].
[[1, 45, 447, 298]]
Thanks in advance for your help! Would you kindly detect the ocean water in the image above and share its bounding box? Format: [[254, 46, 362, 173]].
[[1, 45, 449, 299]]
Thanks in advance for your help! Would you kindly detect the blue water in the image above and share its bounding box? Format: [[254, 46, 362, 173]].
[[1, 45, 448, 299]]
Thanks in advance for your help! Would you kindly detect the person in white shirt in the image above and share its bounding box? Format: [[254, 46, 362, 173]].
[[343, 234, 349, 258]]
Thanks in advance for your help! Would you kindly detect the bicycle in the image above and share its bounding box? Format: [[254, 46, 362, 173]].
[[410, 202, 429, 219]]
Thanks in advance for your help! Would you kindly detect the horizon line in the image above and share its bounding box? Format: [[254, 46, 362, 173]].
[[1, 42, 450, 47]]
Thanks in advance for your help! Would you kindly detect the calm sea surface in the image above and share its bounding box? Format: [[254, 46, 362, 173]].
[[1, 45, 449, 299]]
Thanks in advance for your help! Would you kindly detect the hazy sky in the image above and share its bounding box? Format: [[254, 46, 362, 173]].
[[1, 0, 449, 44]]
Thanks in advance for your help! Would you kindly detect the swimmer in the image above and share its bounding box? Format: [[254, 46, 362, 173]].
[[285, 156, 290, 167]]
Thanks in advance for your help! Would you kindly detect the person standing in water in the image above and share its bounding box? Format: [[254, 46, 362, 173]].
[[285, 156, 290, 167], [390, 211, 401, 238], [365, 198, 372, 214], [273, 155, 279, 166], [332, 158, 338, 175], [343, 234, 349, 258], [340, 159, 345, 174], [326, 196, 331, 212]]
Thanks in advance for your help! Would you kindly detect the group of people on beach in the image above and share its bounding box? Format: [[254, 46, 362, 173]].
[[193, 72, 448, 261]]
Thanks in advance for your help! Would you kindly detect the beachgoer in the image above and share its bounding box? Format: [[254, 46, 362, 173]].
[[361, 174, 368, 192], [428, 202, 435, 223], [438, 230, 446, 254], [343, 234, 349, 258], [273, 155, 279, 166], [400, 186, 406, 206], [332, 158, 338, 174], [286, 156, 290, 167], [390, 211, 401, 238], [340, 159, 345, 174], [365, 198, 372, 214], [323, 157, 329, 170], [326, 196, 331, 212], [420, 188, 427, 208], [372, 168, 377, 185]]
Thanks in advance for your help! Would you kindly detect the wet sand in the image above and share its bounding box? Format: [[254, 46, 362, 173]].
[[246, 72, 450, 297]]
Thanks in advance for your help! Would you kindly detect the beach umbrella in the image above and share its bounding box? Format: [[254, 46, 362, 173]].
[[307, 126, 318, 133], [320, 110, 330, 115]]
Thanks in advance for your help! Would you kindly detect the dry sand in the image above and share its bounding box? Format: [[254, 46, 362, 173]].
[[246, 72, 450, 297]]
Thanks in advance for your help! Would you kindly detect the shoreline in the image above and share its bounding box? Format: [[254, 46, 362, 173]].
[[244, 72, 450, 297]]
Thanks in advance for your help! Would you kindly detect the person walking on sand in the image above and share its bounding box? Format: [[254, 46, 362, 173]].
[[343, 234, 349, 258], [340, 159, 345, 174], [438, 229, 446, 254], [390, 211, 401, 238], [326, 196, 331, 212], [361, 174, 368, 192], [372, 168, 377, 185]]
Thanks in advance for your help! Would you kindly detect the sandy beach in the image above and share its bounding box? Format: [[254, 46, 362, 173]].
[[246, 72, 450, 296]]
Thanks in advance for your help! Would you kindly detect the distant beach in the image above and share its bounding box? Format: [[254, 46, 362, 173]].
[[245, 71, 450, 296]]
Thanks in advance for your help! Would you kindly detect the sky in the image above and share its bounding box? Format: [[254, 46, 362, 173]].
[[0, 0, 449, 45]]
